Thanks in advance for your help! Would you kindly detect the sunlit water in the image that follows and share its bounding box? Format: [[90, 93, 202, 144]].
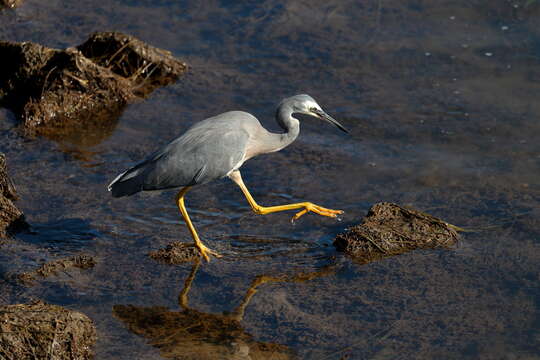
[[1, 1, 539, 358]]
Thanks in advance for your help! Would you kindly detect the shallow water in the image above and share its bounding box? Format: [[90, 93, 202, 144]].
[[1, 0, 539, 358]]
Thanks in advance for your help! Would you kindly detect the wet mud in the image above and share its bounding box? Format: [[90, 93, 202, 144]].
[[334, 202, 459, 264], [0, 301, 96, 360]]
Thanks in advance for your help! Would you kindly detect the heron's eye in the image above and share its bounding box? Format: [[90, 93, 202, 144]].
[[309, 107, 317, 112]]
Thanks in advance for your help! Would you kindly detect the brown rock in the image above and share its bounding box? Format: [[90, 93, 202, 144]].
[[334, 202, 460, 264], [0, 153, 28, 238], [149, 241, 200, 264], [0, 32, 187, 138], [0, 301, 96, 360], [0, 0, 22, 9]]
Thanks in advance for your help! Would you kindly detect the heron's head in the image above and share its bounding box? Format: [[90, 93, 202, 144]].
[[282, 94, 348, 133]]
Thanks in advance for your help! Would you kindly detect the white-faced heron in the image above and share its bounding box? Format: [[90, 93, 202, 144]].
[[108, 94, 348, 261]]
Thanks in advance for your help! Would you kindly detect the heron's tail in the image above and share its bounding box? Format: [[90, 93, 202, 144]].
[[108, 167, 145, 198]]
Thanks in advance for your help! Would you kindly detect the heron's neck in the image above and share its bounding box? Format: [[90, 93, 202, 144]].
[[270, 106, 299, 152]]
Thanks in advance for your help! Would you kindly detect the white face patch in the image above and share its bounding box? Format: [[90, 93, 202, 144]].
[[303, 100, 321, 114], [290, 95, 323, 116]]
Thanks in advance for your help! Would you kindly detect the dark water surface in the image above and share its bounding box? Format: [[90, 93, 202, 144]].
[[1, 1, 539, 359]]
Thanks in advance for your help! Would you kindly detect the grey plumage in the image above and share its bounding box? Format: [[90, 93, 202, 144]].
[[108, 112, 251, 197], [108, 94, 347, 198], [108, 94, 348, 262]]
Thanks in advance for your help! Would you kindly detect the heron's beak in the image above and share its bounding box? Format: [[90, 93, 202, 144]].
[[312, 109, 349, 133]]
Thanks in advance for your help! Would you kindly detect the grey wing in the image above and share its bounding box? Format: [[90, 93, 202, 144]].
[[108, 127, 249, 197], [144, 128, 249, 189]]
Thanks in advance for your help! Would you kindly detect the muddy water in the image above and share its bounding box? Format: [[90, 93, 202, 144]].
[[1, 0, 539, 358]]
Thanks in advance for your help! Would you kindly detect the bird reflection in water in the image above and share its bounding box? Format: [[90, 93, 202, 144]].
[[113, 260, 334, 360]]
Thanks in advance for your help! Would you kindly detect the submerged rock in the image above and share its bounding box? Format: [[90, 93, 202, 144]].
[[0, 32, 187, 138], [0, 301, 96, 360], [149, 241, 200, 264], [18, 254, 96, 285], [0, 153, 28, 238], [334, 202, 459, 263]]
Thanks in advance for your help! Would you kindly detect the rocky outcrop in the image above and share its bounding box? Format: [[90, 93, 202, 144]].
[[0, 32, 187, 139], [0, 153, 28, 238], [0, 301, 97, 360], [334, 202, 460, 264]]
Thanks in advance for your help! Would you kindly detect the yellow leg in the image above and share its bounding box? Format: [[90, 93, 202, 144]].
[[176, 187, 222, 262], [228, 170, 343, 222]]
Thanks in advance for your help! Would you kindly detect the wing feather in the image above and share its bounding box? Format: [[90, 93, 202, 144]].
[[108, 111, 257, 196]]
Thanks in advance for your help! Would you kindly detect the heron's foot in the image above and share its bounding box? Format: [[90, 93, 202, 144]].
[[196, 243, 222, 262], [292, 203, 344, 222]]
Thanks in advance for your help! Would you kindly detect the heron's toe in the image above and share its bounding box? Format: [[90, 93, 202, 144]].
[[310, 204, 344, 217], [208, 248, 223, 258], [291, 208, 309, 222], [291, 204, 344, 222], [197, 244, 222, 262]]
